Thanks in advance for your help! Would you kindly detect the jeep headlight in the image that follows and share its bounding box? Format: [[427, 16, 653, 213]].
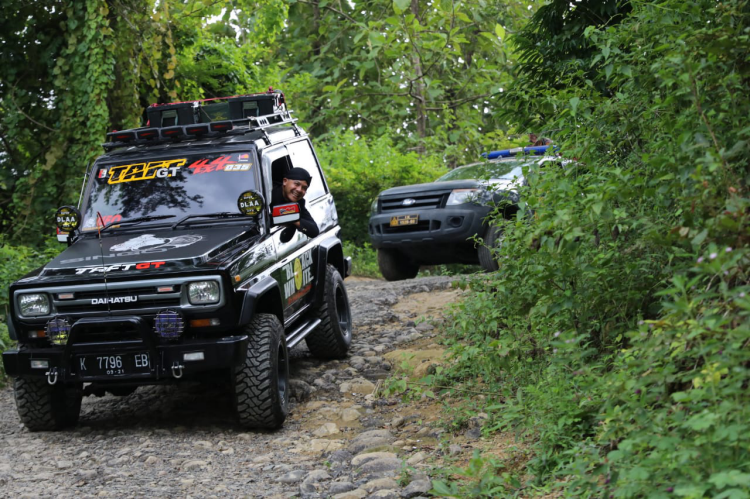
[[18, 293, 50, 316], [446, 188, 481, 205], [187, 281, 220, 305]]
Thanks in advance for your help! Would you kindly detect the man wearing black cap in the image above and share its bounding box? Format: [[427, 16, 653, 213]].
[[272, 167, 320, 241]]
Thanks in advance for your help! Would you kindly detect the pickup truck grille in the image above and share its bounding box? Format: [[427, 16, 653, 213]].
[[380, 194, 445, 212]]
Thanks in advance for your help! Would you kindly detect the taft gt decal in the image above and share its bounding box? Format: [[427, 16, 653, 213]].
[[282, 249, 314, 304], [75, 261, 165, 275], [110, 234, 203, 252], [108, 158, 186, 184], [91, 296, 138, 305]]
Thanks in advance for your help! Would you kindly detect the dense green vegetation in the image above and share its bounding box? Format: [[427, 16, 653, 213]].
[[421, 0, 750, 496], [1, 0, 749, 496]]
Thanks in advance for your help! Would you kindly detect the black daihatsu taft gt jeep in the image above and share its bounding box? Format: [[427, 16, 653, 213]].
[[2, 90, 352, 431]]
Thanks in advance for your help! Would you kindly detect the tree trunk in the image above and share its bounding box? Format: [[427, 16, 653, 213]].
[[410, 0, 426, 153]]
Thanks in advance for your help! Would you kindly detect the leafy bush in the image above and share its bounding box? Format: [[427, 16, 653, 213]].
[[428, 0, 750, 496], [342, 241, 381, 278], [316, 130, 446, 246], [0, 237, 61, 371]]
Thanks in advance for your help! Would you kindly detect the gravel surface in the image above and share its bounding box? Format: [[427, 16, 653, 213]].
[[0, 276, 461, 498]]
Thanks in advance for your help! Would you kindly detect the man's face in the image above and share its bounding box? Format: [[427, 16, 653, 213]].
[[282, 178, 309, 203]]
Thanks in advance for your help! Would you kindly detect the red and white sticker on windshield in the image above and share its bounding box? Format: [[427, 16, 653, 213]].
[[188, 155, 253, 174]]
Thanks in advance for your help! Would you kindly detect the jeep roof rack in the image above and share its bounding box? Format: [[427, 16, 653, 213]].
[[101, 88, 301, 152], [482, 145, 558, 159]]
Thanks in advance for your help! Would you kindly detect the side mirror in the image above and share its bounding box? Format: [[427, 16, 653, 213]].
[[272, 203, 300, 225]]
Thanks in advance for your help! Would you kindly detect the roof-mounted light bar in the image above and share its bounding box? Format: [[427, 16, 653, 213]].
[[101, 89, 296, 151], [106, 130, 136, 143], [482, 145, 557, 159], [136, 128, 159, 140]]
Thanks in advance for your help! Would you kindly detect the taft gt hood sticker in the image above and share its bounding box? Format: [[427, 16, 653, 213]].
[[110, 234, 203, 253]]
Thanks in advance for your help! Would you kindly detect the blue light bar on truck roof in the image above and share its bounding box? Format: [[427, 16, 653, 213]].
[[482, 145, 555, 159]]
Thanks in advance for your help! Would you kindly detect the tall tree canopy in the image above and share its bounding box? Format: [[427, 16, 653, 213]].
[[0, 0, 534, 245]]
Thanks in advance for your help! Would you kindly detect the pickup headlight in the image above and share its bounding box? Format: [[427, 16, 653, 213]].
[[370, 198, 379, 215], [18, 293, 50, 316], [446, 188, 481, 205], [187, 281, 220, 305]]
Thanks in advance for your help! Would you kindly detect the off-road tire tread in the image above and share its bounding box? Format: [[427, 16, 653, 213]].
[[377, 248, 419, 281], [234, 314, 288, 429], [306, 265, 352, 359], [478, 224, 502, 272], [14, 377, 81, 431]]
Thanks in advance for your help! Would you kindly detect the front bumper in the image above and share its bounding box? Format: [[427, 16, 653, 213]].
[[2, 315, 247, 383], [369, 205, 491, 248]]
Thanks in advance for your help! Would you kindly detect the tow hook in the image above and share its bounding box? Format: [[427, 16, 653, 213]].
[[45, 367, 59, 386], [171, 362, 184, 379]]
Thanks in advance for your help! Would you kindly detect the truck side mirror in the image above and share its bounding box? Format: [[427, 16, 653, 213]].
[[272, 203, 300, 225]]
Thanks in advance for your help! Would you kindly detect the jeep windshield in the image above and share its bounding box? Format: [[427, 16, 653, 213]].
[[81, 150, 259, 232]]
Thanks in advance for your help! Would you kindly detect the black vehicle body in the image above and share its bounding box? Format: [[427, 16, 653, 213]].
[[3, 95, 352, 430], [368, 153, 554, 279]]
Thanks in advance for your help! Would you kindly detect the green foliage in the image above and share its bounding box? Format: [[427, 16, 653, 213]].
[[316, 131, 446, 245], [343, 241, 380, 278], [0, 238, 62, 379], [429, 0, 750, 495], [431, 451, 521, 498]]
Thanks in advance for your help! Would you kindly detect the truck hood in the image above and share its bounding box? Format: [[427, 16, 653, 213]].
[[379, 177, 523, 198], [379, 179, 481, 197], [30, 226, 258, 280]]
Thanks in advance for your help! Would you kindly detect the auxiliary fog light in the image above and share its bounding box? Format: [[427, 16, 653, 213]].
[[46, 317, 71, 346], [154, 309, 184, 339], [183, 352, 205, 362], [31, 359, 49, 369]]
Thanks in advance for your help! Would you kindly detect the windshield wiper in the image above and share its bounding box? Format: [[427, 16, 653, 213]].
[[171, 212, 251, 230], [100, 214, 177, 233]]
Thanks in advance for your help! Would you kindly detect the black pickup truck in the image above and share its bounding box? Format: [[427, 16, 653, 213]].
[[368, 146, 556, 280], [3, 91, 352, 431]]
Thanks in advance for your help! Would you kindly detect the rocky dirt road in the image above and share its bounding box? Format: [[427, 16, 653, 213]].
[[0, 276, 482, 498]]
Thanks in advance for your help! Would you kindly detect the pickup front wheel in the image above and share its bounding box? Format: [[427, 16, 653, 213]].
[[233, 314, 289, 429], [377, 248, 419, 281], [478, 224, 503, 272]]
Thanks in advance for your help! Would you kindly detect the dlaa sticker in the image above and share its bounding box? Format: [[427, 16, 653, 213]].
[[75, 261, 165, 275], [107, 158, 186, 184], [281, 250, 314, 304]]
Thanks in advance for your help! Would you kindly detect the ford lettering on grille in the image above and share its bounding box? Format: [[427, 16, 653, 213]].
[[91, 296, 138, 305]]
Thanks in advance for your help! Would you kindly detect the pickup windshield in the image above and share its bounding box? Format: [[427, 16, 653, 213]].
[[437, 159, 527, 182], [81, 150, 259, 232]]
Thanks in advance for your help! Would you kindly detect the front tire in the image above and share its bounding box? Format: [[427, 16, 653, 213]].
[[306, 265, 352, 359], [478, 224, 503, 272], [233, 313, 289, 429], [14, 377, 82, 431], [377, 248, 419, 281]]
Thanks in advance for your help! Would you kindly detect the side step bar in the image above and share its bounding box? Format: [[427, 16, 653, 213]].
[[286, 318, 321, 349]]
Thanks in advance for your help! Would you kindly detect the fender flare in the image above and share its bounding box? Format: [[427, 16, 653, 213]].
[[238, 276, 284, 326], [314, 238, 345, 306]]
